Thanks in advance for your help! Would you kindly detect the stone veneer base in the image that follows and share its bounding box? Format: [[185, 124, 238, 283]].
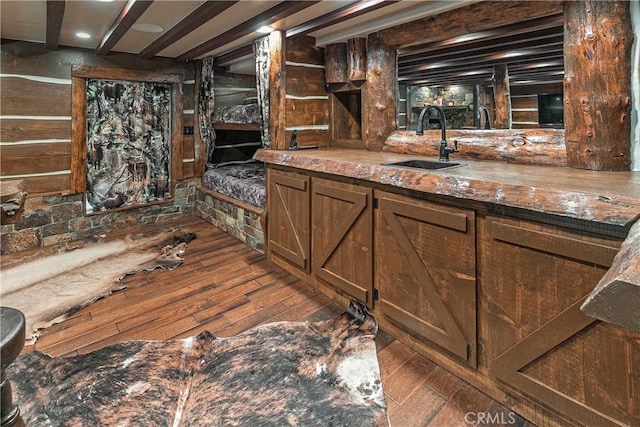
[[195, 188, 265, 254], [0, 179, 200, 255]]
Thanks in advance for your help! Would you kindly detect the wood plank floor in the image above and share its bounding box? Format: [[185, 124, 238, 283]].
[[18, 216, 532, 426]]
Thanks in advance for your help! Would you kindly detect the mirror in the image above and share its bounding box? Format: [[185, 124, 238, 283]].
[[396, 13, 564, 131]]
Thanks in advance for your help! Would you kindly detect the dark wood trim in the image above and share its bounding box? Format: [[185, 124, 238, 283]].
[[45, 0, 66, 51], [70, 76, 86, 194], [138, 1, 238, 59], [95, 0, 153, 55], [490, 221, 619, 267], [71, 65, 183, 83], [198, 186, 263, 216], [286, 0, 400, 38], [377, 1, 563, 49], [70, 66, 184, 198], [176, 1, 320, 62], [213, 123, 261, 131]]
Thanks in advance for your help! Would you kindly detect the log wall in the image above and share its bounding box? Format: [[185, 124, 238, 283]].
[[369, 0, 634, 170], [284, 35, 329, 149], [563, 0, 633, 171], [0, 41, 197, 196]]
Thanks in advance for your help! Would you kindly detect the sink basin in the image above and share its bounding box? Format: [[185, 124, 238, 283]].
[[382, 159, 462, 170]]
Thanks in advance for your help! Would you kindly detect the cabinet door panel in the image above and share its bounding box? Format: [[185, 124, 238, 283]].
[[267, 168, 310, 271], [482, 216, 639, 427], [375, 190, 476, 366], [312, 178, 373, 306]]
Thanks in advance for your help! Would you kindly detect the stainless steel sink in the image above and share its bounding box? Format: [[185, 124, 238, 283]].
[[382, 159, 462, 170]]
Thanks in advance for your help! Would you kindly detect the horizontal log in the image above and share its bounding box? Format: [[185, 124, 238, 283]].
[[1, 174, 71, 196], [182, 161, 195, 178], [383, 129, 567, 166], [285, 98, 329, 127], [0, 77, 71, 116], [286, 66, 327, 97], [581, 220, 640, 332], [0, 142, 71, 175], [183, 135, 195, 159], [0, 119, 71, 143], [286, 35, 324, 65]]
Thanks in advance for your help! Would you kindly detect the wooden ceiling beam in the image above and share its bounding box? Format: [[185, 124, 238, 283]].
[[45, 0, 66, 51], [285, 0, 400, 38], [398, 14, 563, 56], [138, 1, 238, 59], [398, 43, 564, 75], [399, 27, 563, 65], [176, 1, 320, 62], [96, 0, 153, 55], [399, 37, 564, 71]]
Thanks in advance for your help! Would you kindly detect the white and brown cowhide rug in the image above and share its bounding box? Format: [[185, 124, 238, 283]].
[[0, 229, 195, 344], [9, 300, 389, 426]]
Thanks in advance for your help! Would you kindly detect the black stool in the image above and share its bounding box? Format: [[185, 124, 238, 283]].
[[1, 307, 25, 427]]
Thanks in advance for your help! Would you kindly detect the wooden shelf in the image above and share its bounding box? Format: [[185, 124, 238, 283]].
[[213, 122, 260, 131]]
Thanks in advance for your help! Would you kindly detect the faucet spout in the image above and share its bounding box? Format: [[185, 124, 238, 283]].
[[477, 105, 492, 129], [416, 105, 446, 141], [416, 105, 458, 161]]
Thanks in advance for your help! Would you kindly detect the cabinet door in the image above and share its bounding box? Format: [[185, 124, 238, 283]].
[[482, 216, 639, 427], [311, 178, 373, 307], [375, 190, 477, 366], [267, 168, 310, 272]]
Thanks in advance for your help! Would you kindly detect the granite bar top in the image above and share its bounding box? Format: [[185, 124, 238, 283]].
[[255, 148, 640, 229]]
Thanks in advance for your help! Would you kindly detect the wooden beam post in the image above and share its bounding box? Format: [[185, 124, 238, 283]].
[[563, 0, 633, 170], [492, 64, 511, 129], [364, 32, 396, 151], [325, 43, 347, 84], [347, 37, 367, 82]]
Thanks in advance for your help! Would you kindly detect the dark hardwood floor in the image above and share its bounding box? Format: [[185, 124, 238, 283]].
[[18, 215, 531, 426]]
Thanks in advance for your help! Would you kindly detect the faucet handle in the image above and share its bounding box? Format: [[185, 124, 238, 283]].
[[451, 139, 459, 153]]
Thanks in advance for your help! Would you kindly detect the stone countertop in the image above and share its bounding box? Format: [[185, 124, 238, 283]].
[[254, 148, 640, 229]]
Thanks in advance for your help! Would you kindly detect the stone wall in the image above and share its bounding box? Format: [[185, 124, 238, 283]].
[[195, 189, 264, 254], [0, 178, 199, 254]]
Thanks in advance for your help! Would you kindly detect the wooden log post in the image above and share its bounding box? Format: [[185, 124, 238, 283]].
[[269, 31, 287, 150], [364, 32, 396, 152], [563, 0, 633, 171], [347, 38, 366, 82], [492, 64, 511, 129], [324, 43, 347, 84]]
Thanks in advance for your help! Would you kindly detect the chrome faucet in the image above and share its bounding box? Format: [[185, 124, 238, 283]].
[[416, 105, 458, 162], [477, 105, 492, 129]]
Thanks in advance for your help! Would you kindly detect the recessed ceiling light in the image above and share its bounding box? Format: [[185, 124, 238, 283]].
[[257, 26, 273, 34], [76, 32, 91, 39], [132, 23, 164, 33]]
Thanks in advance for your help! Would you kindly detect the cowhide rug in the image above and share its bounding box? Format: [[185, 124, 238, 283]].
[[9, 300, 389, 426], [0, 229, 195, 344]]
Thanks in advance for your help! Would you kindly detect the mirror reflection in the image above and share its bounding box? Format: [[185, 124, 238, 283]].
[[397, 14, 565, 131]]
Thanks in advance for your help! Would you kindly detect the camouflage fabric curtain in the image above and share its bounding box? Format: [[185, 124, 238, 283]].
[[254, 35, 270, 147], [198, 57, 216, 162]]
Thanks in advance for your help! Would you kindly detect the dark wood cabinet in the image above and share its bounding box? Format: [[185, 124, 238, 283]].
[[265, 165, 639, 426], [267, 168, 310, 272], [311, 177, 373, 307], [374, 190, 477, 367], [481, 215, 638, 426]]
